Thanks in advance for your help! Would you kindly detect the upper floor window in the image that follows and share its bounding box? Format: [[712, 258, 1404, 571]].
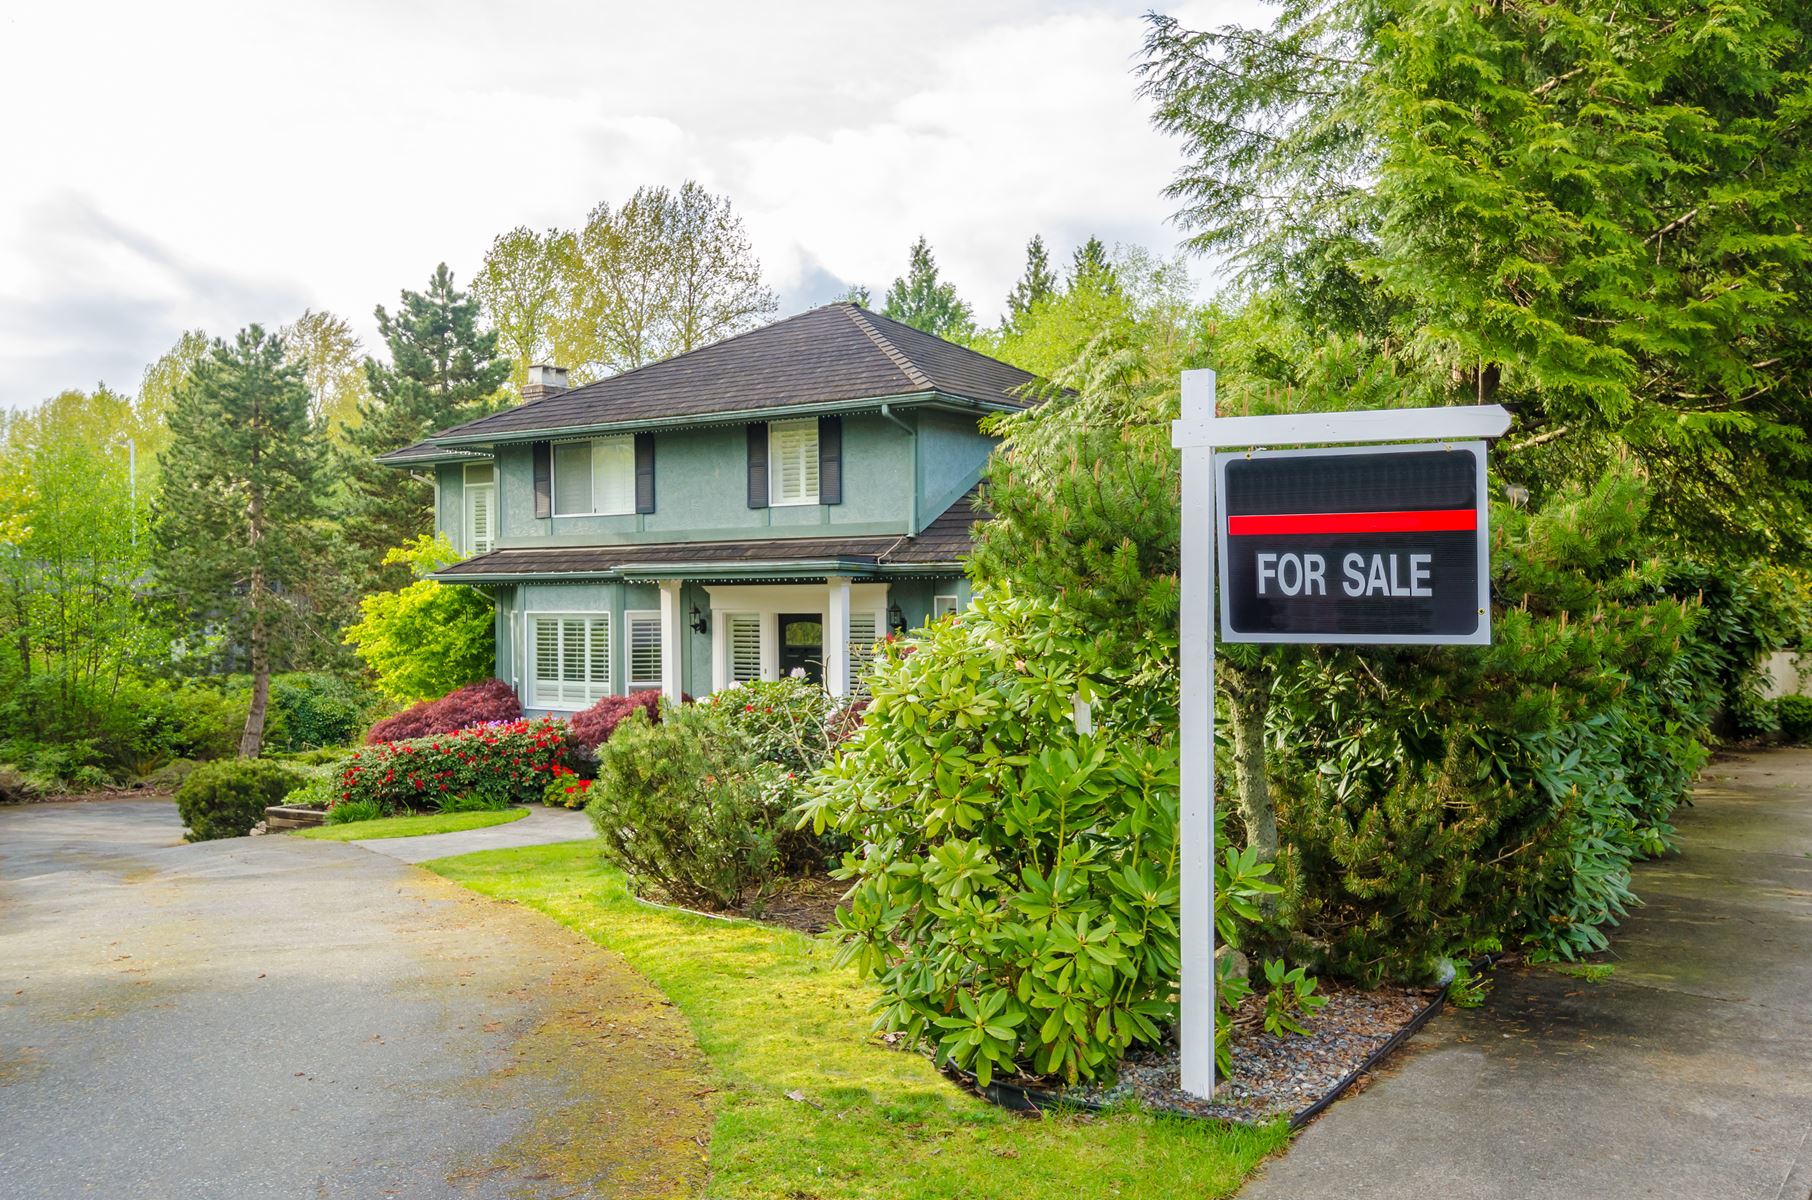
[[463, 461, 495, 555], [768, 418, 820, 506], [552, 435, 635, 517]]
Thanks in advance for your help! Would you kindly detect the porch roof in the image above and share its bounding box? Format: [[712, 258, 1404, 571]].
[[435, 487, 987, 584]]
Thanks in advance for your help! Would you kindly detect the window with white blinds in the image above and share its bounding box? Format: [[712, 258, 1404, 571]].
[[768, 419, 819, 506], [464, 461, 495, 556], [529, 614, 611, 708], [933, 594, 959, 619], [626, 611, 662, 691], [848, 611, 880, 697], [726, 613, 762, 683], [552, 436, 636, 516]]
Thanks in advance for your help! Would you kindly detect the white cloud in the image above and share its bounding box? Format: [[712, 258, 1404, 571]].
[[0, 0, 1271, 407]]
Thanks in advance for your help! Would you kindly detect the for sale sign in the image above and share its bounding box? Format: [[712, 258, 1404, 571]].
[[1215, 442, 1489, 644]]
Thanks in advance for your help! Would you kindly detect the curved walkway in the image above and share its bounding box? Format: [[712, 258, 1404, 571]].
[[350, 804, 593, 863], [1243, 748, 1812, 1200], [0, 799, 708, 1199]]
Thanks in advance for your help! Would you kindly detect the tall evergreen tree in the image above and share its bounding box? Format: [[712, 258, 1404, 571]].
[[341, 264, 509, 585], [154, 327, 327, 756], [1068, 236, 1117, 293], [1003, 235, 1057, 327], [1139, 2, 1812, 562], [882, 236, 976, 340]]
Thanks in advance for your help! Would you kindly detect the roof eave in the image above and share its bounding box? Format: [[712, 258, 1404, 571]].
[[423, 390, 1024, 450]]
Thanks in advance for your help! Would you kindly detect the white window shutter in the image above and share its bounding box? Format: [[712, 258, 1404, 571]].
[[727, 614, 762, 683], [530, 613, 612, 708], [848, 611, 879, 697], [467, 485, 494, 555], [628, 612, 661, 690]]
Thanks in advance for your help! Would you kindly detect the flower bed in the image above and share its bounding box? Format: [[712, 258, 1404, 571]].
[[337, 717, 567, 811]]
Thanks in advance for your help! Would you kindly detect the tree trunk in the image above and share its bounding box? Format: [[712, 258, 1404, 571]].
[[1221, 657, 1279, 915], [240, 587, 268, 757]]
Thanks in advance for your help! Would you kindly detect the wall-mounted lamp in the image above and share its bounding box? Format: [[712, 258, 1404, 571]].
[[887, 601, 907, 634], [690, 605, 709, 635]]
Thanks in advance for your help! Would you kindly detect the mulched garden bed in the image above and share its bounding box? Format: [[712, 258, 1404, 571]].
[[959, 980, 1447, 1127], [634, 874, 848, 936]]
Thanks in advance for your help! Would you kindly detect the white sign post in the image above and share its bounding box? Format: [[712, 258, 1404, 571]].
[[1170, 368, 1510, 1099]]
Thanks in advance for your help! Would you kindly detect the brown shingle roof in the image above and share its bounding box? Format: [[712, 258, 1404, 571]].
[[883, 485, 990, 563], [425, 304, 1041, 443]]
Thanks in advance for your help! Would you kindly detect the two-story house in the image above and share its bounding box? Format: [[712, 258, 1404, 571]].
[[380, 302, 1040, 714]]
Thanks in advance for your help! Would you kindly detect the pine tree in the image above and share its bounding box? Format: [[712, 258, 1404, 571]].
[[1003, 235, 1057, 327], [154, 327, 327, 756], [341, 264, 510, 586], [881, 236, 976, 340]]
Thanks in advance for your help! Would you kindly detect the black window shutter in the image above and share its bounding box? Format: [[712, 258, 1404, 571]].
[[746, 423, 769, 509], [532, 441, 552, 519], [818, 415, 842, 505], [634, 433, 656, 513]]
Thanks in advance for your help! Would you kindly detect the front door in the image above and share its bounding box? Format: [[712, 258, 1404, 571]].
[[778, 614, 823, 683]]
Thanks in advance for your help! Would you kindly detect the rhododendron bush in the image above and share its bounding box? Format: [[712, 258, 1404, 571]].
[[366, 679, 521, 744], [338, 718, 567, 811]]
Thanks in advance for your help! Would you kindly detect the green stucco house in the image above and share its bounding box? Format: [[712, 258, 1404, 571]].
[[380, 303, 1039, 713]]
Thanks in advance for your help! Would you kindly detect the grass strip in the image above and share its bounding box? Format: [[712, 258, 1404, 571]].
[[298, 807, 528, 841], [426, 840, 1288, 1199]]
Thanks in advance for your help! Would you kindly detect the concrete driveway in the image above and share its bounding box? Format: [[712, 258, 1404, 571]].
[[0, 799, 710, 1199], [1243, 748, 1812, 1200]]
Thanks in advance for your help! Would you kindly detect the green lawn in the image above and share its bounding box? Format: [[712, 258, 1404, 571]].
[[298, 807, 528, 841], [425, 841, 1289, 1199]]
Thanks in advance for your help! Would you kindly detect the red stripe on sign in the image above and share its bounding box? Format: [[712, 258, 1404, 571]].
[[1228, 508, 1477, 536]]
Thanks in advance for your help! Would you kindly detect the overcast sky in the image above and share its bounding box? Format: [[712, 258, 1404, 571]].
[[0, 0, 1263, 410]]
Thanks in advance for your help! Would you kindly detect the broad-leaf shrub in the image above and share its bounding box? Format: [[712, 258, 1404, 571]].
[[587, 704, 788, 910], [338, 718, 566, 811], [176, 758, 302, 841], [366, 679, 521, 745], [803, 590, 1190, 1087]]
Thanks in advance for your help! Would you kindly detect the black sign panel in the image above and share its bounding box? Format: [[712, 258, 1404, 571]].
[[1216, 443, 1489, 644]]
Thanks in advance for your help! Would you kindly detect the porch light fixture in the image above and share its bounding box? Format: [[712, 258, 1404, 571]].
[[690, 605, 709, 635], [887, 601, 907, 634]]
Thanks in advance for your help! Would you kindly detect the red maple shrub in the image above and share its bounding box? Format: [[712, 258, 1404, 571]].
[[338, 718, 567, 811], [366, 679, 521, 745], [567, 691, 663, 754]]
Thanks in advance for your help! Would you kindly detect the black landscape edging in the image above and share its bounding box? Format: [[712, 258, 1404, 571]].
[[950, 968, 1469, 1127]]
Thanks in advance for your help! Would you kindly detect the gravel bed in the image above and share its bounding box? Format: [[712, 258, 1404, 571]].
[[1058, 983, 1441, 1123]]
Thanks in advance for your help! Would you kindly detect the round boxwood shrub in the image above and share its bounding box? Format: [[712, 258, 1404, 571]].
[[175, 758, 303, 842]]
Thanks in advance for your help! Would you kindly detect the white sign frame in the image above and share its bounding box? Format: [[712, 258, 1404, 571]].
[[1215, 441, 1492, 646], [1169, 369, 1509, 1099]]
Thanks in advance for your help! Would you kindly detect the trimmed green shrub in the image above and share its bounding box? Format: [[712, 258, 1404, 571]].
[[336, 718, 566, 812], [175, 758, 302, 841], [1780, 695, 1812, 745], [587, 704, 787, 910]]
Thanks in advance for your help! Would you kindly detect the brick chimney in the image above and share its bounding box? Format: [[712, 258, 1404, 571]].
[[521, 363, 570, 404]]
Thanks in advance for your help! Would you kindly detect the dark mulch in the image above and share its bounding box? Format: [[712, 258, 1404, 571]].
[[737, 874, 848, 934], [1061, 982, 1440, 1123], [637, 874, 849, 936]]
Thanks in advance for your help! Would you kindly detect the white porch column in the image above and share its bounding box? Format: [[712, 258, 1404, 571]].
[[659, 580, 685, 703], [825, 575, 851, 698]]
